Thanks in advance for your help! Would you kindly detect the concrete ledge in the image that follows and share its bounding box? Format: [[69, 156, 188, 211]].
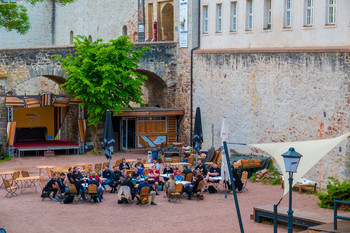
[[195, 46, 350, 54]]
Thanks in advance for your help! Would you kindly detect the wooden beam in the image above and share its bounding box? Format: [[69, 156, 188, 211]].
[[116, 110, 184, 117]]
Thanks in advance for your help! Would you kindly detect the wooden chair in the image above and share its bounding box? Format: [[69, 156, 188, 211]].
[[102, 162, 109, 169], [87, 184, 98, 202], [185, 173, 193, 182], [39, 176, 47, 189], [68, 185, 83, 202], [65, 165, 72, 171], [3, 179, 18, 198], [192, 180, 205, 201], [160, 154, 165, 163], [54, 165, 62, 174], [143, 169, 150, 176], [95, 163, 102, 175], [9, 171, 20, 187], [55, 181, 65, 202], [240, 171, 248, 192], [45, 167, 54, 179], [142, 159, 146, 164], [188, 156, 195, 166], [172, 157, 179, 163], [115, 159, 122, 167], [21, 170, 30, 177], [136, 186, 150, 206], [169, 183, 183, 203]]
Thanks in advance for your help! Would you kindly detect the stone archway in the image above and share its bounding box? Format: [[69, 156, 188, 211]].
[[14, 75, 66, 96], [160, 3, 174, 41], [137, 69, 172, 108]]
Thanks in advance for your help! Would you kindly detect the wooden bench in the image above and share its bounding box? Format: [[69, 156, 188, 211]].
[[281, 181, 317, 194]]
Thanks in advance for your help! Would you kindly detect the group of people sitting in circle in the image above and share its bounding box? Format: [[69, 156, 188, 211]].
[[42, 157, 234, 204]]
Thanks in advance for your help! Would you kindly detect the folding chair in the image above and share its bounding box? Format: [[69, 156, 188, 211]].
[[94, 163, 102, 175], [54, 165, 62, 175], [240, 171, 248, 192], [8, 171, 20, 187], [169, 183, 183, 203], [68, 185, 83, 202], [191, 180, 205, 201], [45, 167, 54, 179], [187, 156, 195, 167], [115, 160, 122, 167], [185, 173, 193, 182], [40, 177, 50, 201], [143, 169, 150, 176], [87, 184, 98, 202], [3, 179, 18, 198], [172, 157, 179, 163], [102, 162, 109, 169], [55, 182, 65, 202], [136, 186, 150, 206]]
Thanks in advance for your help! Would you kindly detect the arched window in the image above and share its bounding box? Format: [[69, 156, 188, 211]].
[[88, 35, 92, 42], [70, 31, 74, 44], [122, 25, 128, 36]]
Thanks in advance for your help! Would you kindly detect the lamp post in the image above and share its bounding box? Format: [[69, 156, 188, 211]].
[[281, 147, 302, 233]]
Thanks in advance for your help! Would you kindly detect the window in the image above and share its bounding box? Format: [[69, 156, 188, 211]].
[[216, 4, 222, 32], [203, 5, 209, 33], [88, 35, 92, 42], [246, 0, 253, 30], [264, 0, 272, 29], [327, 0, 336, 24], [122, 25, 128, 36], [1, 0, 16, 3], [284, 0, 292, 28], [304, 0, 313, 26], [70, 31, 74, 44], [230, 2, 238, 31]]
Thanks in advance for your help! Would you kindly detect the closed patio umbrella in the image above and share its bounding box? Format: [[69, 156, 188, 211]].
[[193, 107, 203, 165], [220, 117, 232, 200], [102, 110, 115, 168]]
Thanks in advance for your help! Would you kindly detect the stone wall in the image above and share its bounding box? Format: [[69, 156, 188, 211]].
[[193, 49, 350, 188]]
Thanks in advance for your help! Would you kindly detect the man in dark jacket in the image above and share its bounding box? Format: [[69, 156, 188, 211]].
[[88, 174, 102, 202], [194, 159, 207, 176], [119, 158, 130, 170], [56, 173, 68, 193], [43, 173, 58, 201], [110, 166, 122, 193], [135, 177, 157, 205], [101, 165, 113, 190]]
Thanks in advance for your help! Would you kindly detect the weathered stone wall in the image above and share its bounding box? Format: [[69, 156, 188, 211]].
[[193, 49, 350, 188], [0, 1, 52, 48]]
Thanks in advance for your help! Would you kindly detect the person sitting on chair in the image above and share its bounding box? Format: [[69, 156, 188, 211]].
[[165, 174, 176, 200], [149, 158, 159, 170], [118, 158, 130, 170], [101, 165, 113, 190], [56, 173, 69, 194], [162, 163, 174, 182], [88, 173, 103, 202], [182, 165, 192, 177], [148, 165, 160, 195], [175, 170, 183, 181], [136, 158, 144, 168], [204, 162, 221, 183], [121, 175, 135, 200], [110, 166, 122, 193], [43, 173, 59, 201], [131, 167, 141, 180], [193, 159, 207, 176], [135, 162, 144, 176], [135, 177, 157, 205], [85, 164, 94, 178], [183, 174, 202, 200]]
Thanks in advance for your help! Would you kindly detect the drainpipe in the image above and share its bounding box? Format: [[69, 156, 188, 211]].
[[190, 0, 201, 146], [51, 1, 56, 45]]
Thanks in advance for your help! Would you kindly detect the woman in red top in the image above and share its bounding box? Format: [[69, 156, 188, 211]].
[[148, 166, 160, 194]]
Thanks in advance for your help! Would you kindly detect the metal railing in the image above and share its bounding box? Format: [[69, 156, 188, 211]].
[[334, 200, 350, 230]]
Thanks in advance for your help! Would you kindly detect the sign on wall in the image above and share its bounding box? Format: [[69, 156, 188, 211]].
[[138, 0, 145, 42], [179, 0, 188, 47]]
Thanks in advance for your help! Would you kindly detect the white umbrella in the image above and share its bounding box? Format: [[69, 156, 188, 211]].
[[249, 132, 350, 195], [220, 117, 230, 182]]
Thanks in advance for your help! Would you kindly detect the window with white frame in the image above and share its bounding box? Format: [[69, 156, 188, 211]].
[[264, 0, 272, 29], [216, 4, 222, 32], [327, 0, 336, 24], [246, 0, 253, 30], [230, 2, 238, 31], [284, 0, 292, 28], [203, 5, 209, 33], [304, 0, 313, 26]]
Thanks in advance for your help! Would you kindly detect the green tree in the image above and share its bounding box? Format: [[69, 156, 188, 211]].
[[54, 35, 149, 148], [0, 0, 74, 34]]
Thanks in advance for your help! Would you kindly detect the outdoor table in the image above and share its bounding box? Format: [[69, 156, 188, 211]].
[[210, 176, 223, 181], [16, 176, 40, 193], [81, 183, 88, 188], [160, 173, 174, 179], [125, 159, 137, 163], [169, 162, 189, 168], [0, 171, 15, 188], [176, 181, 191, 185], [143, 164, 153, 168], [205, 162, 214, 165], [36, 166, 55, 178]]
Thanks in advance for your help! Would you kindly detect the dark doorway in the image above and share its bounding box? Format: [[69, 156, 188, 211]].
[[121, 117, 136, 149]]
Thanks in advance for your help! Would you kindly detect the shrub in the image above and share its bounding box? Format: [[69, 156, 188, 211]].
[[250, 173, 257, 182], [316, 177, 350, 209]]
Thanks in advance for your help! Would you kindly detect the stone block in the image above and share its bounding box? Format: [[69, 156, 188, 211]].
[[44, 151, 55, 157]]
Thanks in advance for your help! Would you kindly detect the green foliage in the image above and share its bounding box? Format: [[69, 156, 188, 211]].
[[54, 35, 150, 128], [316, 177, 350, 209], [271, 177, 281, 185], [268, 162, 280, 176], [0, 153, 12, 163], [0, 0, 74, 34], [249, 173, 257, 182]]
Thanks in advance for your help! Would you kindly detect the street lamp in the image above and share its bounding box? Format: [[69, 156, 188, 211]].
[[281, 147, 302, 233]]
